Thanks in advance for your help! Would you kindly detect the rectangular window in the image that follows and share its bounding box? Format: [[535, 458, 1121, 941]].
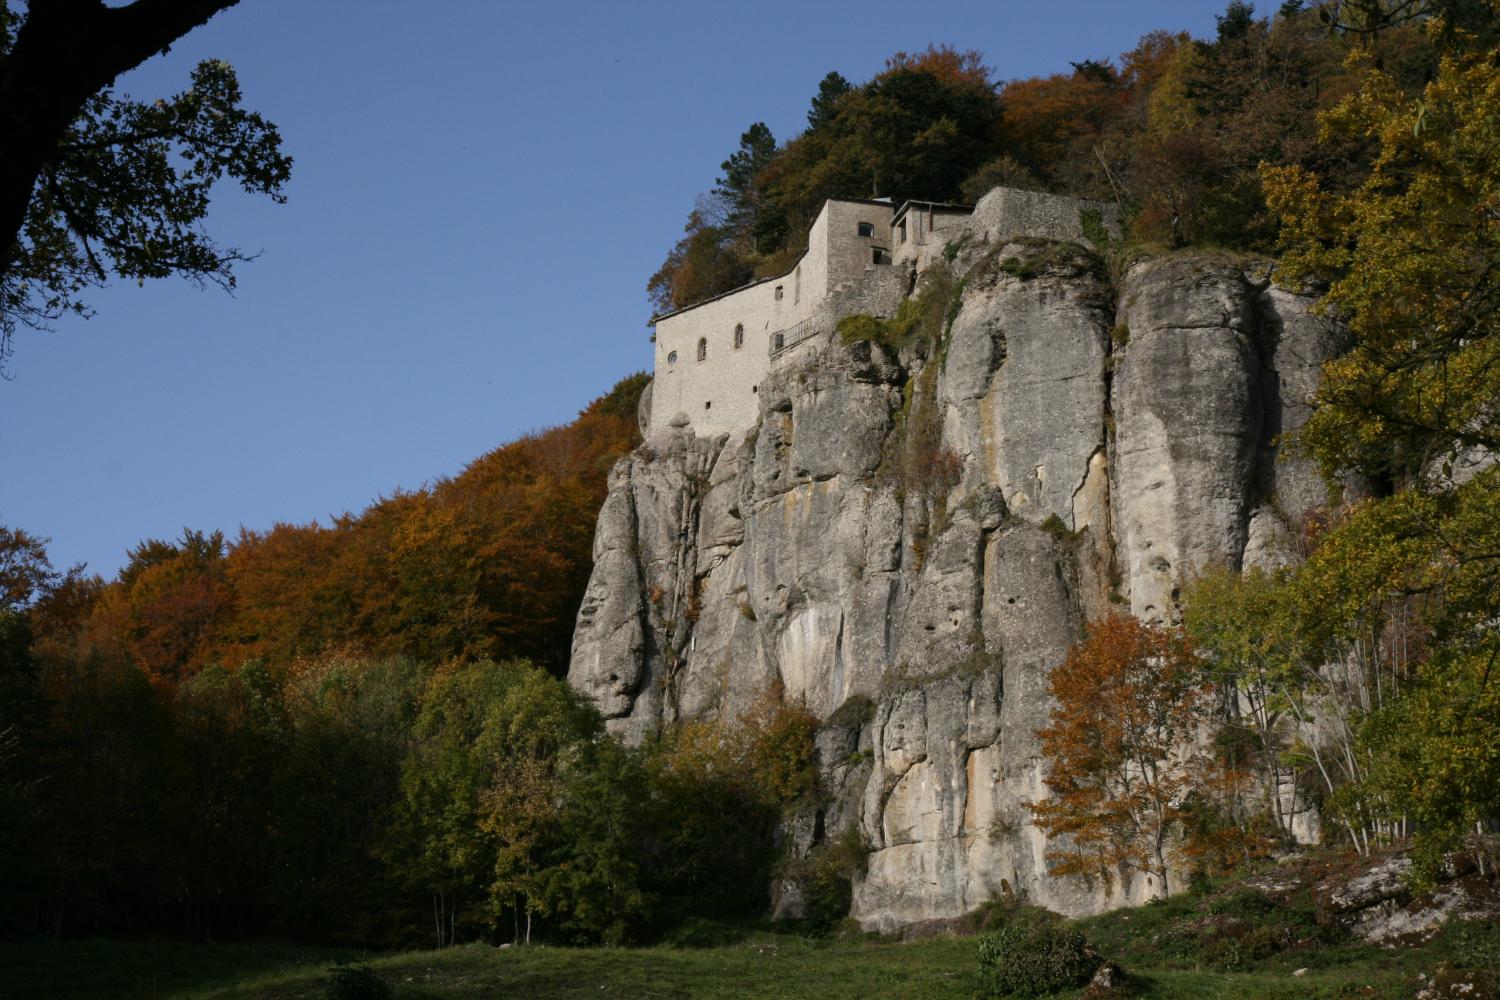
[[897, 221, 907, 243], [857, 221, 874, 237], [872, 247, 891, 265]]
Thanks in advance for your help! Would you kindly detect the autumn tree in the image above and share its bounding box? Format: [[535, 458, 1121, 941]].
[[648, 46, 1001, 312], [0, 0, 290, 370], [0, 524, 59, 610], [1029, 614, 1259, 896], [87, 528, 234, 686], [994, 59, 1130, 188], [67, 373, 645, 685]]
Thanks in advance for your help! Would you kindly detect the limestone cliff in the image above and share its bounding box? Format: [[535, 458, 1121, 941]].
[[568, 235, 1348, 931]]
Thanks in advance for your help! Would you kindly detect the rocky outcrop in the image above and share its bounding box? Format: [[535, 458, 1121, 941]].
[[569, 238, 1347, 930]]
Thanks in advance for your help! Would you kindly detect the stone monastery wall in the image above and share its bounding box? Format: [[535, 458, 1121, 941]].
[[650, 200, 896, 436], [648, 187, 1119, 439]]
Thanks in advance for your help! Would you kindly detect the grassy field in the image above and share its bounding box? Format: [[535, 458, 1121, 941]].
[[4, 876, 1494, 1000], [0, 931, 1469, 1000]]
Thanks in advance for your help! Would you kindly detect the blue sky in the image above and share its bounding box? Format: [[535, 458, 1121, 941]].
[[3, 0, 1233, 578]]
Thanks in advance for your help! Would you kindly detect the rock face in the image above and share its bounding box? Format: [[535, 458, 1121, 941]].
[[569, 239, 1347, 930]]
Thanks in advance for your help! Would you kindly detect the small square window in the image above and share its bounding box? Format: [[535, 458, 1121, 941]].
[[857, 221, 874, 238]]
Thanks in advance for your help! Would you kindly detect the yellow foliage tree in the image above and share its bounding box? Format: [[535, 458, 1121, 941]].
[[1263, 24, 1500, 480]]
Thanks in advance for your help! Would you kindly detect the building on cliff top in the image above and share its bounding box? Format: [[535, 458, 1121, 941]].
[[647, 186, 1116, 438]]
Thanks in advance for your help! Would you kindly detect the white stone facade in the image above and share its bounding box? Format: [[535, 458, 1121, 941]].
[[648, 188, 1119, 438], [650, 199, 896, 437]]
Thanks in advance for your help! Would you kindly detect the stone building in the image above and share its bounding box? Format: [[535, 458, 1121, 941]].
[[648, 198, 899, 437], [891, 199, 972, 271], [647, 186, 1119, 438]]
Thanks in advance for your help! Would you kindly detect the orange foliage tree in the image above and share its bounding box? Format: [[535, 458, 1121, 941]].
[[1028, 613, 1261, 897], [64, 374, 646, 690]]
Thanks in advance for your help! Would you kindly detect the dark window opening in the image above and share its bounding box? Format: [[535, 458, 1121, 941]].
[[733, 323, 744, 349], [773, 333, 785, 350], [705, 400, 712, 409], [666, 350, 677, 364], [872, 247, 891, 265], [897, 221, 907, 243], [752, 385, 758, 393], [774, 285, 784, 301], [696, 337, 707, 361], [857, 221, 874, 238]]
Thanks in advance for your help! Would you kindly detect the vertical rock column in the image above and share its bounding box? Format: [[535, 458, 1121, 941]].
[[1112, 259, 1262, 622]]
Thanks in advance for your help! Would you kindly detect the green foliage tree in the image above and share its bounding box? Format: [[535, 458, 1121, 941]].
[[533, 737, 649, 944], [275, 654, 427, 944], [715, 123, 777, 236], [397, 660, 511, 947], [398, 659, 603, 946], [173, 663, 285, 938], [1264, 33, 1500, 481], [0, 1, 291, 370], [1258, 10, 1500, 873], [0, 607, 46, 934], [1183, 568, 1307, 843], [806, 71, 853, 131]]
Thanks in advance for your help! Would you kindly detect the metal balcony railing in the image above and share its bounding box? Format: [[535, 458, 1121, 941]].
[[768, 316, 823, 359]]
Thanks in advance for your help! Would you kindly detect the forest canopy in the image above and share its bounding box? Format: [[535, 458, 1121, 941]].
[[646, 2, 1484, 315]]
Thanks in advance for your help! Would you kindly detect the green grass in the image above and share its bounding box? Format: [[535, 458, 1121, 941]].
[[0, 940, 362, 1000], [3, 892, 1491, 1000], [0, 935, 978, 1000]]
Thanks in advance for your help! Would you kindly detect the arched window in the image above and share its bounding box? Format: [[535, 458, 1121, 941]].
[[733, 323, 744, 349], [697, 337, 707, 362], [666, 350, 678, 364]]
